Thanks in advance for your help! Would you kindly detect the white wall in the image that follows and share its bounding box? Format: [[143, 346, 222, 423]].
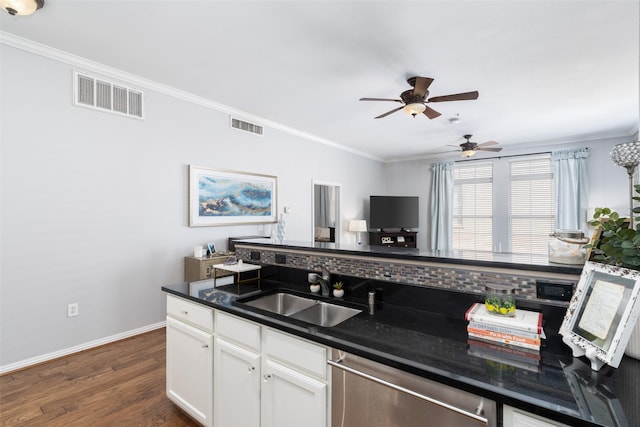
[[2, 40, 636, 371], [0, 44, 385, 369], [384, 137, 636, 250]]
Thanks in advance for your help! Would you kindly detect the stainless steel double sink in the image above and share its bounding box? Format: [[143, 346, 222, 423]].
[[235, 291, 362, 327]]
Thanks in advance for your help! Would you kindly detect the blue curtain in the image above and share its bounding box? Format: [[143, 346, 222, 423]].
[[552, 148, 589, 231], [430, 161, 454, 251]]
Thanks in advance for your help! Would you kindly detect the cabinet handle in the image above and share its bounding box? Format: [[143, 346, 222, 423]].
[[201, 344, 209, 349], [248, 366, 256, 374], [181, 310, 188, 315], [263, 374, 272, 382]]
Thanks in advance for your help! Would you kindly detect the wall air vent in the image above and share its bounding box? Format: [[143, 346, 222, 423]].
[[73, 71, 144, 119], [231, 117, 263, 136]]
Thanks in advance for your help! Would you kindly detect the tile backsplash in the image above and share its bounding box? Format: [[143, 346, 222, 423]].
[[236, 247, 578, 303]]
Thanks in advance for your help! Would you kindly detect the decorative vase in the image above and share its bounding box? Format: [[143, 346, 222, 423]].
[[333, 289, 344, 298], [277, 214, 285, 241], [310, 284, 321, 293]]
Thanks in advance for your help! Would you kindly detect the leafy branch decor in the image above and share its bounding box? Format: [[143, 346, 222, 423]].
[[586, 184, 640, 270]]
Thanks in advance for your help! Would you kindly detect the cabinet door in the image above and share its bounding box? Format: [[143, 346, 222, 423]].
[[166, 316, 213, 427], [503, 405, 570, 427], [261, 358, 327, 427], [214, 337, 261, 427]]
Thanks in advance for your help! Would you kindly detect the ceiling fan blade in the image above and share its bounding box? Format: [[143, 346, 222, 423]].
[[431, 149, 461, 155], [360, 97, 403, 103], [428, 91, 479, 103], [374, 105, 404, 119], [412, 77, 433, 98], [477, 147, 503, 152], [422, 105, 441, 119], [476, 141, 499, 148]]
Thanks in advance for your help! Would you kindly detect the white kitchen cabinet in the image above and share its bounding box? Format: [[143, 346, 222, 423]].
[[214, 337, 261, 427], [261, 358, 327, 427], [166, 295, 214, 427], [261, 327, 328, 427], [503, 405, 570, 427], [166, 316, 213, 426], [213, 311, 329, 427]]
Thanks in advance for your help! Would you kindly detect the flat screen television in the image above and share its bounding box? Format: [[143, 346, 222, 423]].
[[369, 196, 419, 231]]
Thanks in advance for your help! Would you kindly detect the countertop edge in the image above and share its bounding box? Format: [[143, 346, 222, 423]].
[[162, 284, 602, 427]]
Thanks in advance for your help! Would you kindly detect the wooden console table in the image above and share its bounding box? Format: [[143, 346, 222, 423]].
[[184, 253, 236, 282]]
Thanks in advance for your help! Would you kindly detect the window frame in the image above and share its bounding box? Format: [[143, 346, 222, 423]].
[[452, 153, 554, 255]]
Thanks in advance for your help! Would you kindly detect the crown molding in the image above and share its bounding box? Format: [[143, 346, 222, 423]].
[[0, 31, 381, 162]]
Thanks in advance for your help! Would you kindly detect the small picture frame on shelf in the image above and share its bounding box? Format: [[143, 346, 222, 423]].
[[207, 242, 215, 255], [559, 261, 640, 371]]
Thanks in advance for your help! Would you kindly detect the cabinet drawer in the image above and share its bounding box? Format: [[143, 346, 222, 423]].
[[503, 406, 570, 427], [215, 310, 261, 352], [167, 295, 214, 332], [263, 328, 327, 379]]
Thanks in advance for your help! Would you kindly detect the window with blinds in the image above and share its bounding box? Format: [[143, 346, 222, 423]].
[[452, 162, 493, 251], [509, 156, 554, 255]]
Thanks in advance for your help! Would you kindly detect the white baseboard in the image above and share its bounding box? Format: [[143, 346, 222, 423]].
[[0, 321, 166, 375]]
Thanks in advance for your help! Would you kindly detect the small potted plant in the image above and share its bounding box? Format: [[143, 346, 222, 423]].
[[586, 184, 640, 269], [333, 281, 344, 298]]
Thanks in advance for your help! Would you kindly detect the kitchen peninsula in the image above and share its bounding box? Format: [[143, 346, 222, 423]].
[[162, 239, 639, 427], [233, 239, 583, 303]]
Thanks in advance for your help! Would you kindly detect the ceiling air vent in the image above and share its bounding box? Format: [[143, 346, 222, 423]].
[[231, 117, 263, 136], [73, 71, 144, 119]]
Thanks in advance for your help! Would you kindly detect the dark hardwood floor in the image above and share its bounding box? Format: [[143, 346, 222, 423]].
[[0, 327, 199, 426]]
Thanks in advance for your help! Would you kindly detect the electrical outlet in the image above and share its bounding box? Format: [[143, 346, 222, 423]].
[[67, 303, 79, 317], [536, 280, 574, 301]]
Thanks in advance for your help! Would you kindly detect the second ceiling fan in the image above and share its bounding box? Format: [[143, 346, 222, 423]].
[[360, 76, 479, 119], [452, 134, 503, 158]]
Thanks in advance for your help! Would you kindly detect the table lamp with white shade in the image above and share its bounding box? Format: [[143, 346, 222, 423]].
[[348, 220, 368, 244]]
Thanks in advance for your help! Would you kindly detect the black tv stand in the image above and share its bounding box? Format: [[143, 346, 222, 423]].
[[369, 230, 417, 248]]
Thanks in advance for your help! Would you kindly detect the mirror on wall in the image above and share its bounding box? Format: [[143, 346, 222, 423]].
[[311, 181, 341, 243]]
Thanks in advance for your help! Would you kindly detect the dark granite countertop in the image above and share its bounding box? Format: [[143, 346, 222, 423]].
[[162, 276, 639, 427], [234, 239, 584, 276]]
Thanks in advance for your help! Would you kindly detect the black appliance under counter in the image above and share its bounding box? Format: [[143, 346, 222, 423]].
[[162, 280, 640, 427]]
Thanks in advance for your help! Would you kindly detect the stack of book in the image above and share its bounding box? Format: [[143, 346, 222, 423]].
[[465, 302, 545, 351]]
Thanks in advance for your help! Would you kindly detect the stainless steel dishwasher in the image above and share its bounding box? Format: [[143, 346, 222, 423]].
[[328, 349, 497, 427]]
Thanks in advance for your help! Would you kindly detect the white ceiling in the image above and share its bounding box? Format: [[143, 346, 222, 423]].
[[2, 0, 638, 161]]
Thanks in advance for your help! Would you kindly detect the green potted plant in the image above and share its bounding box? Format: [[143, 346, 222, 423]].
[[586, 184, 640, 269], [333, 281, 344, 298], [585, 184, 640, 361]]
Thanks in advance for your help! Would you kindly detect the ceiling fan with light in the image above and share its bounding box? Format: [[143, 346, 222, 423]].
[[359, 76, 479, 120], [451, 134, 503, 158], [0, 0, 44, 15]]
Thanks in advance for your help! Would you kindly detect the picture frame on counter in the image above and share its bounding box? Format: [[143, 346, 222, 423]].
[[188, 165, 277, 227], [559, 261, 640, 371]]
